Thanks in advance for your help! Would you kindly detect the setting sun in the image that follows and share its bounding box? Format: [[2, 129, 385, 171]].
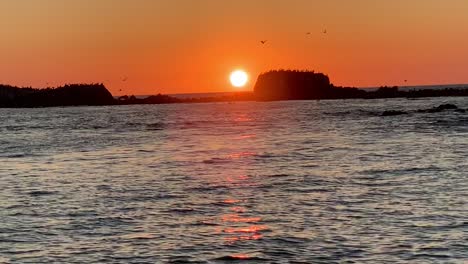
[[230, 70, 248, 88]]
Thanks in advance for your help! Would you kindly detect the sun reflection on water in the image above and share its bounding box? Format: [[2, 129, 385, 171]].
[[221, 214, 261, 223], [225, 234, 263, 244], [229, 206, 246, 213], [233, 134, 256, 140], [230, 254, 250, 260], [227, 152, 256, 159], [197, 112, 269, 258], [223, 199, 242, 204], [233, 115, 253, 122], [214, 172, 269, 248], [2, 99, 468, 262]]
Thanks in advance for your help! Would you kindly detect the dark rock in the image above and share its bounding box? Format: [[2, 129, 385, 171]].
[[382, 110, 408, 116], [418, 104, 459, 113], [436, 104, 458, 110]]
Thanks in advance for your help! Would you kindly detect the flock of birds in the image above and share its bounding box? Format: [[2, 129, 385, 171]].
[[260, 29, 327, 45], [39, 29, 335, 93], [41, 27, 409, 92], [117, 29, 328, 93], [112, 28, 410, 93], [257, 29, 409, 84], [116, 30, 328, 93]]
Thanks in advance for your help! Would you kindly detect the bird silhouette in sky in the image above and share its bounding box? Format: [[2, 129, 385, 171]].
[[260, 40, 267, 44], [121, 76, 128, 82], [306, 32, 311, 35]]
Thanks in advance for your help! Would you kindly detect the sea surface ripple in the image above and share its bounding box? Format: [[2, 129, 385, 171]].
[[1, 97, 467, 263]]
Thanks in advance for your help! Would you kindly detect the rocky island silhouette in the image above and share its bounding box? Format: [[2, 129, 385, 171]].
[[1, 70, 468, 108], [0, 84, 114, 107], [254, 70, 468, 100], [254, 70, 366, 100]]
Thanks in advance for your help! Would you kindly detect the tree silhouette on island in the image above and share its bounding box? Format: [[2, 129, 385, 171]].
[[254, 69, 369, 100], [1, 70, 468, 107]]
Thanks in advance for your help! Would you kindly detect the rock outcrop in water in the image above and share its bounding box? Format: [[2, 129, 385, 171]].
[[253, 70, 367, 100], [417, 103, 461, 113], [253, 70, 468, 101], [381, 104, 466, 116], [0, 84, 114, 107], [254, 70, 332, 100]]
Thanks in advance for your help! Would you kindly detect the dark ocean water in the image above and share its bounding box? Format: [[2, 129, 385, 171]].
[[1, 97, 467, 263]]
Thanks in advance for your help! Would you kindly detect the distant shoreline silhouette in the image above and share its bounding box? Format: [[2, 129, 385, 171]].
[[2, 70, 468, 108]]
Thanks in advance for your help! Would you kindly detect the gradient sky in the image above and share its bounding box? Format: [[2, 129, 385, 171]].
[[1, 0, 468, 95]]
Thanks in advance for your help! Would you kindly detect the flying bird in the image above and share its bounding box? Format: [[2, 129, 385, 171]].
[[121, 76, 128, 82], [260, 40, 267, 44]]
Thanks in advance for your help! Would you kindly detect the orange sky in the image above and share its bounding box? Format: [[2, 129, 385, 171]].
[[1, 0, 468, 95]]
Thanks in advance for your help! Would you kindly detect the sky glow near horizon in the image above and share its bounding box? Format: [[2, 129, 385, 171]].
[[1, 0, 468, 95]]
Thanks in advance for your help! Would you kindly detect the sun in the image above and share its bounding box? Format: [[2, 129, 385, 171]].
[[230, 70, 248, 88]]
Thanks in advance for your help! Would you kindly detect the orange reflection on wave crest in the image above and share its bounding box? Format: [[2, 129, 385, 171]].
[[234, 116, 253, 122], [225, 234, 263, 243], [225, 175, 249, 183], [230, 206, 246, 213], [223, 175, 257, 188], [231, 254, 250, 260], [227, 152, 256, 159], [221, 214, 261, 223], [223, 199, 241, 204], [233, 134, 256, 140], [224, 225, 269, 234]]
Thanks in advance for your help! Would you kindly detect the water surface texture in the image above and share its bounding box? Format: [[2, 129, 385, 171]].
[[1, 98, 467, 263]]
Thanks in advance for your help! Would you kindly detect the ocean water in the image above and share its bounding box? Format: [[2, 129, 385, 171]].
[[1, 97, 467, 263]]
